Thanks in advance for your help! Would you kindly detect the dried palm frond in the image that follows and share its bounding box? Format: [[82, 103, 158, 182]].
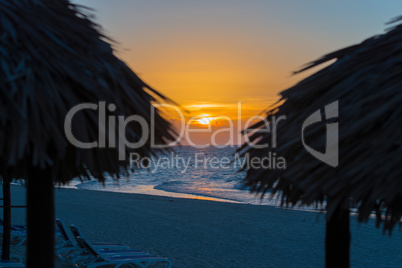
[[0, 0, 176, 183], [241, 17, 402, 232]]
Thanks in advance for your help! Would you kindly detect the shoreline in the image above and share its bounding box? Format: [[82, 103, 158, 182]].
[[67, 184, 328, 212], [6, 184, 402, 267], [68, 183, 244, 205]]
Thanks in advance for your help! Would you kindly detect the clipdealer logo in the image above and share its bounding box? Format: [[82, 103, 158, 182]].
[[63, 100, 339, 168], [301, 101, 339, 167]]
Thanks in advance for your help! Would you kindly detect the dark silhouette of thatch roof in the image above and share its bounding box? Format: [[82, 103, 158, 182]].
[[241, 18, 402, 232], [0, 0, 176, 183]]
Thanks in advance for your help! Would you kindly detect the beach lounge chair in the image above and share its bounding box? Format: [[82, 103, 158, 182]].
[[55, 219, 131, 261], [0, 218, 61, 235], [0, 228, 26, 247], [1, 218, 60, 247], [0, 254, 24, 268], [69, 224, 157, 261], [0, 219, 26, 232], [73, 237, 172, 268], [0, 260, 25, 268], [0, 218, 26, 246], [69, 224, 132, 250], [55, 219, 82, 261]]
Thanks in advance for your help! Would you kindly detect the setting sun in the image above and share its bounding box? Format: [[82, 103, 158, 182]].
[[196, 115, 215, 125]]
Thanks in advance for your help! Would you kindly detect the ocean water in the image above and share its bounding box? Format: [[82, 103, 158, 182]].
[[66, 146, 286, 206]]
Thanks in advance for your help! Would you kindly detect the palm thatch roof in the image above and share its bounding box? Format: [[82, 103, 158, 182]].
[[240, 18, 402, 232], [0, 0, 176, 183]]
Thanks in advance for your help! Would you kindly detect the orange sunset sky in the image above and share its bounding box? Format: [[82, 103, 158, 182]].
[[75, 0, 399, 145]]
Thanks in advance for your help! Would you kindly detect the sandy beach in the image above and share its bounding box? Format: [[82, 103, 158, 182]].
[[5, 184, 401, 267]]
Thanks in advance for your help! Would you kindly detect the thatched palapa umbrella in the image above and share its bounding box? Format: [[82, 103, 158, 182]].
[[0, 1, 176, 267], [240, 18, 402, 267]]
